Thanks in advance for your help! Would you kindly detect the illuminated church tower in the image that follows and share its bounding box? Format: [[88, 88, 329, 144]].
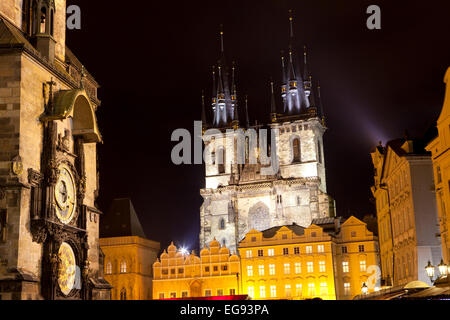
[[199, 12, 335, 253]]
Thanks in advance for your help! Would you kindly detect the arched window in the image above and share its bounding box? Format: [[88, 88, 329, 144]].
[[21, 0, 32, 35], [39, 6, 47, 33], [218, 147, 225, 174], [50, 8, 54, 36], [106, 262, 112, 274], [120, 260, 127, 273], [317, 140, 322, 164], [219, 218, 225, 230], [221, 238, 226, 247], [120, 288, 127, 300], [245, 136, 250, 163], [292, 138, 301, 163]]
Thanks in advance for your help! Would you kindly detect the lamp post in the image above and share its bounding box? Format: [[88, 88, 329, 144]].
[[425, 261, 435, 283], [361, 282, 369, 295]]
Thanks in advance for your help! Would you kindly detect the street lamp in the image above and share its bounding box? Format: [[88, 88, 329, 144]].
[[438, 259, 448, 277], [425, 261, 435, 282], [361, 282, 368, 295]]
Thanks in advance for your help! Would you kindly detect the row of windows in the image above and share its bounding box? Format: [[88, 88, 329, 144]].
[[341, 260, 367, 273], [106, 261, 128, 274], [340, 245, 365, 254], [247, 282, 328, 298], [245, 245, 326, 258], [160, 264, 229, 275], [246, 261, 327, 276], [159, 288, 236, 299]]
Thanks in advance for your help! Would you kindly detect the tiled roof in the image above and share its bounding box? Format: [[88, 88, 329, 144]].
[[261, 223, 305, 238]]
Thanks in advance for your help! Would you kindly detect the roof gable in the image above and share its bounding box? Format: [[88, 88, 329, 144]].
[[100, 198, 146, 238], [437, 67, 450, 126]]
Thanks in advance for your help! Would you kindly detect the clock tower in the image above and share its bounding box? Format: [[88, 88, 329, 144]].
[[0, 1, 111, 299]]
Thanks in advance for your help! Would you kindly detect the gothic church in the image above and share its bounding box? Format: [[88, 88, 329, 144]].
[[200, 14, 336, 253]]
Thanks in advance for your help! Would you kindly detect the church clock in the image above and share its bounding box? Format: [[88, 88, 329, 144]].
[[55, 163, 77, 224]]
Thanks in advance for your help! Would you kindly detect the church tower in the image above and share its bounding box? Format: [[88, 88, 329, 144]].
[[0, 1, 111, 299], [199, 13, 335, 254]]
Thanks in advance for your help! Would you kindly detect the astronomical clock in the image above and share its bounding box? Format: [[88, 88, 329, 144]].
[[0, 0, 110, 300], [26, 85, 104, 300]]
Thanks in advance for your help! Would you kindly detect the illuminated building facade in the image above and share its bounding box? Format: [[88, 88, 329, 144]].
[[0, 0, 110, 299], [100, 199, 160, 300], [152, 239, 240, 299], [426, 67, 450, 266], [239, 216, 380, 300], [371, 139, 442, 286], [154, 216, 379, 300], [200, 12, 335, 254]]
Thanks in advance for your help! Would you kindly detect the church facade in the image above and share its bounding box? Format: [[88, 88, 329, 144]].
[[199, 15, 335, 254], [0, 1, 110, 299]]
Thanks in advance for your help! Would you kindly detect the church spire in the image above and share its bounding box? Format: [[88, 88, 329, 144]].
[[270, 80, 277, 123], [317, 81, 325, 124], [244, 95, 250, 128], [210, 25, 237, 128], [201, 90, 207, 133]]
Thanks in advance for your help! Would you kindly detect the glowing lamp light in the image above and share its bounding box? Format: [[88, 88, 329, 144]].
[[180, 248, 189, 256], [361, 283, 368, 295], [425, 261, 435, 280], [438, 259, 448, 276]]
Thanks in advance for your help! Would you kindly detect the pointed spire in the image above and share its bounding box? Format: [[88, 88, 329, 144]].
[[303, 45, 310, 80], [217, 65, 224, 95], [288, 9, 294, 50], [288, 50, 296, 81], [308, 77, 316, 106], [201, 90, 207, 132], [244, 95, 250, 128], [211, 66, 216, 104], [231, 61, 237, 97], [220, 24, 225, 54], [270, 80, 277, 123], [232, 101, 239, 130], [280, 52, 287, 84], [317, 81, 325, 124]]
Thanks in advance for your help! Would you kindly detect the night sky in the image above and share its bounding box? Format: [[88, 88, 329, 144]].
[[66, 0, 450, 252]]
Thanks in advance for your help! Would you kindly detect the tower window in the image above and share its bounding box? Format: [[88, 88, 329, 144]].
[[120, 260, 127, 273], [217, 147, 225, 174], [219, 218, 225, 230], [292, 138, 301, 163], [317, 141, 323, 164], [106, 262, 112, 274]]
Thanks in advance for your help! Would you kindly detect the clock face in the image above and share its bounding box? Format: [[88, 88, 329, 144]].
[[54, 163, 77, 224], [58, 242, 77, 296]]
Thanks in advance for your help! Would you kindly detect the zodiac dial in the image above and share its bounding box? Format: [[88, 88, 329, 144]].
[[54, 163, 77, 224]]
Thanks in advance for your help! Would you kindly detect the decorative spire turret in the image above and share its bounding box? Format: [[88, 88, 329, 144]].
[[303, 45, 312, 96], [244, 95, 250, 129], [278, 10, 313, 116], [270, 80, 277, 123], [201, 90, 208, 133], [210, 25, 238, 128], [317, 81, 325, 125]]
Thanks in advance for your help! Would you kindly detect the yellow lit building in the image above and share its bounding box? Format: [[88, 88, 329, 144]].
[[426, 67, 450, 265], [238, 217, 380, 300], [100, 198, 160, 300], [334, 216, 381, 299], [371, 138, 442, 287], [153, 240, 240, 299]]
